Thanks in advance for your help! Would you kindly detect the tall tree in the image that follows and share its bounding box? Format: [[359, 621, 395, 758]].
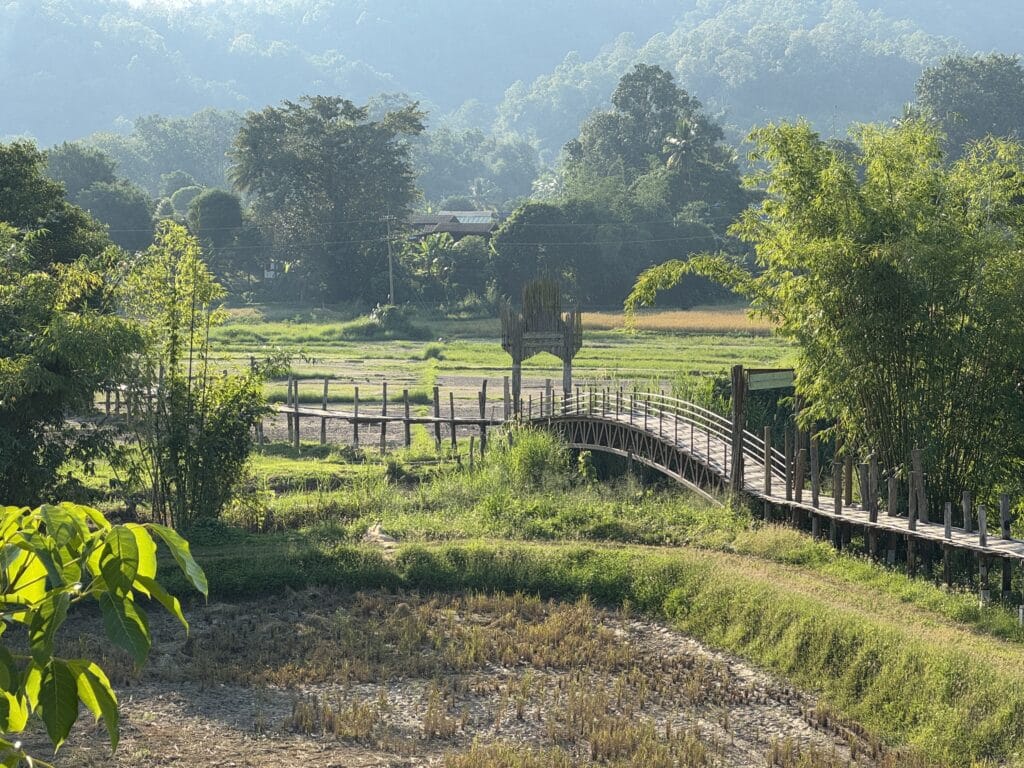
[[44, 142, 117, 199], [76, 180, 155, 252], [628, 119, 1024, 505], [0, 142, 139, 501], [230, 96, 424, 302], [916, 54, 1024, 155]]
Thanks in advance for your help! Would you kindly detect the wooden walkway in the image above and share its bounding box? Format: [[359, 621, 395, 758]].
[[134, 374, 1017, 596]]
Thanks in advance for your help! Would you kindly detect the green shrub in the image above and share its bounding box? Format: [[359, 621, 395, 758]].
[[420, 342, 446, 360]]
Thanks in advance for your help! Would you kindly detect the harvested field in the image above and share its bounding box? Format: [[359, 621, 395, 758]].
[[41, 590, 901, 768]]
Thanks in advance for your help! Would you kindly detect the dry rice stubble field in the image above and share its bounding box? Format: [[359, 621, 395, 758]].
[[40, 590, 894, 768]]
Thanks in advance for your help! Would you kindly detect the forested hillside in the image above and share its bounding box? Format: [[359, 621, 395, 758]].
[[3, 0, 1022, 150]]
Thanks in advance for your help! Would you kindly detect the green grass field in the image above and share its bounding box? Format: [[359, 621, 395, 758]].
[[78, 306, 1024, 766]]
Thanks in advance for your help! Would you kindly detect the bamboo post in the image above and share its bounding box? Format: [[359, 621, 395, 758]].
[[858, 463, 870, 512], [1001, 494, 1012, 600], [449, 391, 457, 450], [353, 385, 360, 449], [432, 386, 441, 450], [729, 364, 746, 491], [380, 382, 388, 453], [784, 426, 793, 501], [403, 389, 412, 447], [763, 426, 772, 496], [292, 377, 300, 450], [980, 553, 991, 604], [320, 378, 329, 445], [912, 448, 928, 523], [810, 435, 820, 508], [943, 544, 953, 588], [833, 458, 842, 516], [794, 448, 806, 504], [868, 454, 879, 523], [285, 378, 293, 445], [844, 454, 854, 506], [908, 471, 918, 531], [478, 387, 488, 455]]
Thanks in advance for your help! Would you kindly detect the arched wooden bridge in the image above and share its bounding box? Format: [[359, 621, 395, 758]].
[[527, 389, 1024, 596], [257, 377, 1024, 597]]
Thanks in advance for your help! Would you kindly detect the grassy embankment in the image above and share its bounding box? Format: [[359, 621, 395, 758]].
[[91, 307, 1024, 765], [157, 429, 1024, 767]]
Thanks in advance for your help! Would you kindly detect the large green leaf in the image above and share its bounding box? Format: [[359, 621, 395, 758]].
[[38, 505, 87, 549], [28, 591, 71, 665], [135, 575, 188, 632], [38, 660, 78, 750], [98, 527, 140, 596], [99, 593, 150, 666], [3, 549, 47, 620], [68, 660, 119, 750], [126, 524, 157, 596], [148, 524, 208, 597], [0, 691, 27, 733]]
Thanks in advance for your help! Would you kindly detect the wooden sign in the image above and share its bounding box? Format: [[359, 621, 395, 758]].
[[747, 368, 795, 391]]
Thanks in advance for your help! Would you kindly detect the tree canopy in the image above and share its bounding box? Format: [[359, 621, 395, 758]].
[[230, 95, 425, 302], [915, 54, 1024, 155], [628, 119, 1024, 504], [0, 142, 140, 501]]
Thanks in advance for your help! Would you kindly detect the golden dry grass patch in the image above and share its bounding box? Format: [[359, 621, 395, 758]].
[[582, 308, 775, 335]]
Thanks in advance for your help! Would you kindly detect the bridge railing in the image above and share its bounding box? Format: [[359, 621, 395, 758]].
[[550, 389, 788, 483]]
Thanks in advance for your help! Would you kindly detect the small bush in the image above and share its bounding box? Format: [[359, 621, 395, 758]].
[[421, 342, 446, 360], [487, 427, 570, 490]]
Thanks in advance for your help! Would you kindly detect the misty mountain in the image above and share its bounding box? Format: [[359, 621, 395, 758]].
[[2, 0, 1022, 150]]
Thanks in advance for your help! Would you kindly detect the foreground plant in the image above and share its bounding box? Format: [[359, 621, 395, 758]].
[[0, 502, 207, 765]]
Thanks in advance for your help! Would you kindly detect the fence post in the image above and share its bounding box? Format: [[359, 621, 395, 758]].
[[810, 434, 820, 508], [380, 382, 388, 454], [479, 382, 488, 454], [784, 426, 793, 501], [729, 364, 746, 491], [353, 385, 360, 450], [403, 389, 411, 447], [868, 454, 879, 523], [320, 378, 329, 445], [978, 505, 987, 548], [763, 425, 772, 496], [888, 475, 899, 517], [449, 391, 457, 450], [794, 448, 806, 504], [908, 471, 918, 531], [962, 490, 973, 533], [432, 386, 441, 450], [832, 456, 842, 517], [944, 501, 952, 540], [292, 377, 300, 450], [503, 376, 511, 420], [1001, 494, 1013, 600]]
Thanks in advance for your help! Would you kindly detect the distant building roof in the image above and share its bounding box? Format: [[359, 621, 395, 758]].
[[407, 210, 506, 241]]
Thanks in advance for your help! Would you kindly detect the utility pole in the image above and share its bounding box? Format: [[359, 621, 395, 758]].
[[384, 208, 395, 305]]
